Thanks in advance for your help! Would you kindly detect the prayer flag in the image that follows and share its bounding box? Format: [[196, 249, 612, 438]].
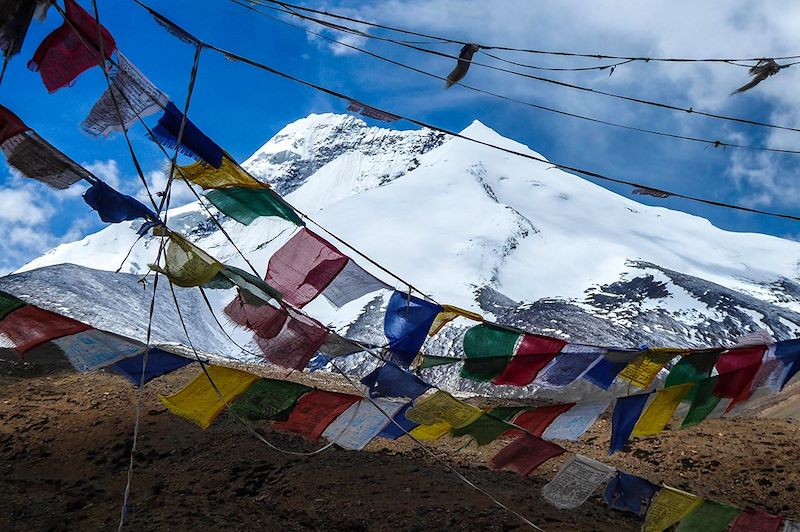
[[0, 105, 29, 144], [619, 349, 681, 389], [229, 378, 311, 422], [461, 323, 519, 381], [0, 305, 90, 356], [218, 265, 282, 304], [533, 344, 604, 388], [0, 289, 25, 320], [150, 101, 224, 168], [320, 259, 391, 308], [604, 471, 659, 516], [783, 519, 800, 532], [272, 389, 360, 442], [206, 187, 304, 226], [609, 391, 652, 454], [450, 412, 518, 446], [676, 500, 739, 532], [253, 307, 328, 370], [224, 295, 287, 338], [317, 333, 362, 358], [360, 362, 431, 400], [112, 347, 193, 386], [492, 333, 566, 387], [0, 0, 50, 59], [322, 398, 404, 450], [428, 304, 483, 336], [774, 339, 800, 390], [405, 390, 482, 429], [83, 180, 159, 235], [265, 228, 348, 307], [150, 233, 224, 287], [489, 434, 565, 478], [82, 52, 168, 136], [506, 403, 575, 438], [583, 356, 627, 390], [644, 485, 703, 532], [159, 365, 259, 429], [377, 402, 418, 440], [542, 400, 611, 441], [419, 355, 459, 369], [632, 383, 693, 437], [664, 350, 720, 402], [730, 510, 783, 532], [384, 291, 442, 367], [53, 329, 144, 373], [2, 131, 94, 189], [178, 155, 263, 190], [714, 346, 766, 401], [681, 377, 721, 428], [408, 420, 451, 441], [541, 455, 614, 509], [346, 100, 401, 122]]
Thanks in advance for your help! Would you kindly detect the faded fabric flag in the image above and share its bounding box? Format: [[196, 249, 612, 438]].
[[0, 0, 50, 59], [53, 329, 144, 373], [218, 265, 282, 304], [150, 101, 224, 168], [383, 291, 442, 367], [0, 289, 25, 320], [272, 389, 360, 442], [265, 228, 348, 307], [461, 323, 519, 382], [644, 485, 703, 532], [82, 52, 168, 136], [405, 390, 482, 429], [506, 403, 575, 438], [112, 347, 193, 387], [0, 105, 29, 143], [489, 434, 565, 478], [492, 333, 566, 387], [542, 400, 611, 441], [159, 365, 259, 429], [604, 471, 660, 516], [83, 180, 159, 235], [541, 455, 614, 509], [427, 304, 483, 336], [178, 155, 263, 190], [632, 383, 694, 437], [730, 509, 783, 532], [28, 0, 115, 93], [533, 344, 604, 388], [150, 233, 224, 287], [224, 294, 287, 338], [229, 378, 312, 422], [253, 308, 328, 371], [317, 333, 362, 358], [783, 519, 800, 532], [619, 349, 682, 389], [322, 398, 405, 450], [377, 402, 418, 440], [609, 391, 653, 454], [681, 377, 721, 428], [676, 500, 739, 532], [0, 305, 90, 356], [206, 187, 303, 226], [360, 362, 431, 400], [320, 259, 391, 308], [2, 132, 94, 189]]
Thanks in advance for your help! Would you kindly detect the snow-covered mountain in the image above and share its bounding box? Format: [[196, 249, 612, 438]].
[[8, 112, 800, 393]]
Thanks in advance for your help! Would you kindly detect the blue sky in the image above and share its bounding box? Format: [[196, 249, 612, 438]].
[[2, 0, 800, 273]]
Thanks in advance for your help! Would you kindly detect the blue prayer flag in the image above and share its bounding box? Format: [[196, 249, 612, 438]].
[[775, 339, 800, 390], [150, 101, 224, 168], [584, 357, 627, 390], [383, 291, 442, 367], [361, 362, 431, 400], [609, 391, 652, 454], [83, 180, 159, 235], [377, 402, 418, 440], [112, 347, 193, 386], [604, 470, 660, 516]]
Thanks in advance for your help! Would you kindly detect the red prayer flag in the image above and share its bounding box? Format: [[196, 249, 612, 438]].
[[0, 305, 91, 356], [730, 509, 783, 532], [489, 434, 565, 477], [224, 294, 286, 339], [28, 0, 116, 93], [504, 403, 575, 438], [492, 333, 566, 386], [714, 346, 766, 399], [253, 307, 328, 370], [265, 228, 348, 307], [0, 105, 29, 144], [271, 390, 359, 442]]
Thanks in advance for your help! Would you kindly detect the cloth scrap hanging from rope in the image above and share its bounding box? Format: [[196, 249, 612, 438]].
[[159, 365, 259, 430], [609, 391, 653, 454], [265, 228, 349, 308], [271, 389, 360, 442], [730, 510, 783, 532], [505, 403, 575, 438], [489, 434, 565, 478], [360, 362, 431, 400], [111, 347, 193, 387], [150, 101, 224, 168], [0, 0, 50, 59], [0, 105, 29, 144], [322, 398, 405, 450], [205, 187, 304, 226], [619, 349, 682, 389], [384, 291, 442, 367], [492, 333, 566, 387], [0, 289, 25, 320], [83, 179, 159, 235], [404, 390, 482, 429], [53, 329, 144, 373], [178, 155, 263, 190], [604, 470, 660, 516], [320, 259, 391, 308], [676, 500, 740, 532], [541, 454, 614, 509], [541, 400, 611, 441], [82, 52, 168, 136], [28, 0, 116, 93], [2, 132, 94, 189], [644, 485, 703, 532], [632, 383, 693, 437], [229, 378, 312, 422], [428, 304, 483, 336], [461, 323, 519, 381], [0, 304, 90, 356], [150, 232, 224, 287], [533, 344, 604, 388]]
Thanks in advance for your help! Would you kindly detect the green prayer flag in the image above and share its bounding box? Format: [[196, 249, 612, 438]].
[[229, 378, 312, 422], [420, 355, 459, 369], [665, 351, 719, 402], [681, 377, 721, 428], [450, 412, 511, 445], [206, 187, 304, 226], [0, 290, 25, 320], [461, 324, 519, 381], [676, 500, 739, 532]]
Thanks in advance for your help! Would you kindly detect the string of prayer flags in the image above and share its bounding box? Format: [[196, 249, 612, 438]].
[[0, 105, 29, 143], [28, 0, 116, 93], [773, 340, 800, 391], [360, 362, 431, 400], [533, 344, 604, 388], [82, 52, 168, 136], [378, 403, 419, 440], [681, 376, 722, 428], [643, 485, 703, 532], [676, 500, 740, 532], [730, 509, 784, 532], [0, 304, 90, 356], [583, 357, 627, 390], [83, 180, 160, 235], [489, 434, 565, 478], [609, 391, 652, 454], [383, 291, 442, 367], [265, 228, 348, 307], [346, 100, 401, 122], [542, 400, 611, 441], [229, 378, 312, 422], [427, 304, 483, 336], [461, 323, 518, 381], [112, 347, 193, 386], [0, 0, 49, 59], [408, 420, 451, 441], [541, 455, 614, 509], [0, 289, 25, 320], [604, 471, 660, 516], [506, 403, 575, 438], [271, 389, 360, 442], [177, 155, 263, 190], [205, 187, 304, 226], [320, 259, 391, 309], [664, 350, 719, 402], [619, 349, 681, 389], [159, 365, 259, 429], [150, 232, 224, 287], [632, 383, 693, 437], [150, 101, 224, 168], [492, 333, 565, 386], [405, 390, 482, 429], [1, 130, 94, 189], [322, 398, 405, 450], [52, 329, 144, 373], [252, 307, 329, 370]]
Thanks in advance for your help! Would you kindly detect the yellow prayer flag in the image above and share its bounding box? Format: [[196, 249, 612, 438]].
[[150, 233, 224, 287], [409, 421, 452, 441], [619, 349, 684, 389], [428, 305, 483, 336], [405, 391, 482, 429], [632, 383, 693, 437], [176, 154, 265, 190], [644, 485, 703, 532], [159, 365, 259, 429]]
